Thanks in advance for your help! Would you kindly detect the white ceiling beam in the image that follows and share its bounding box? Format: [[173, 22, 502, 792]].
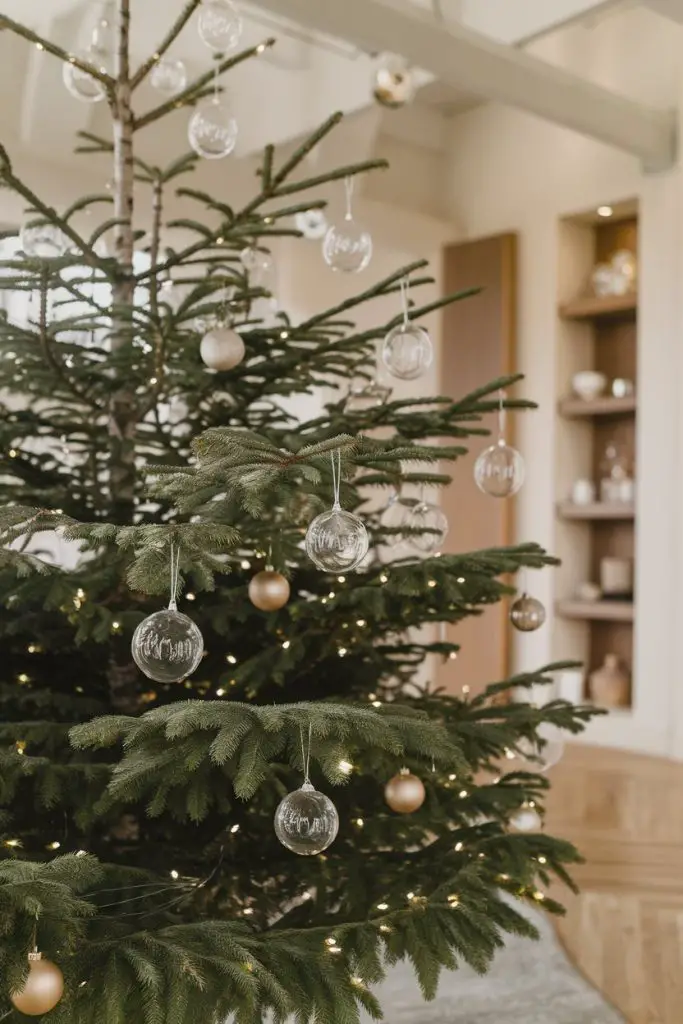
[[253, 0, 676, 170], [642, 0, 683, 23]]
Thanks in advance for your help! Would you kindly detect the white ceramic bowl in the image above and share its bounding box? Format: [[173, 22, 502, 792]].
[[572, 370, 607, 401]]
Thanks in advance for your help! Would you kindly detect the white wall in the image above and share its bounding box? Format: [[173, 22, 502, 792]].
[[445, 6, 683, 757]]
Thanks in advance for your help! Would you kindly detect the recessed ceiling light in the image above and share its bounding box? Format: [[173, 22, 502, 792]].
[[597, 205, 613, 218]]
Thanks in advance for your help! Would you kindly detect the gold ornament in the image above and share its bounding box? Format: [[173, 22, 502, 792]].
[[248, 570, 290, 611], [510, 593, 546, 632], [384, 769, 426, 814], [11, 951, 64, 1016]]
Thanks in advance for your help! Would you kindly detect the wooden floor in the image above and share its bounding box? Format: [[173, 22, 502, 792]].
[[544, 743, 683, 1024]]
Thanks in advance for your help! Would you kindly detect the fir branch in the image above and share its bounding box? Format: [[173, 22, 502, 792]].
[[0, 15, 114, 89]]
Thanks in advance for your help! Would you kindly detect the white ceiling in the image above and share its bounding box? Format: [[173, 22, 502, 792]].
[[0, 0, 678, 179]]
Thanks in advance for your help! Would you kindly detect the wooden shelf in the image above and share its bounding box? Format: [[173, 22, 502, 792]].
[[557, 600, 635, 623], [559, 395, 637, 418], [557, 502, 635, 520], [559, 292, 637, 321]]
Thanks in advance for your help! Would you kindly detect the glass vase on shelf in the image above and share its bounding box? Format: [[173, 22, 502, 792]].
[[599, 442, 635, 504]]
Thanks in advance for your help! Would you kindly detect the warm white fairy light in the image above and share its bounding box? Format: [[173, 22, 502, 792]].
[[462, 685, 471, 696], [256, 42, 268, 53], [112, 621, 121, 632], [282, 640, 290, 650], [47, 841, 61, 851], [337, 576, 346, 584], [280, 330, 289, 339], [325, 937, 338, 947], [76, 849, 87, 858], [427, 580, 437, 588], [533, 890, 545, 902], [226, 654, 237, 664], [447, 894, 460, 906], [505, 748, 516, 760], [4, 839, 21, 848], [18, 674, 30, 685], [170, 870, 179, 880], [377, 902, 389, 910], [339, 760, 353, 775], [230, 824, 240, 834], [216, 688, 225, 697], [372, 700, 382, 708], [328, 591, 335, 599], [356, 619, 366, 627], [354, 818, 364, 827], [538, 855, 547, 864], [8, 449, 17, 458], [379, 924, 392, 934], [448, 773, 456, 782], [243, 907, 254, 916], [454, 842, 464, 852], [241, 559, 251, 570], [457, 577, 465, 583], [379, 574, 388, 584], [459, 789, 468, 799], [186, 592, 196, 601], [338, 647, 347, 657]]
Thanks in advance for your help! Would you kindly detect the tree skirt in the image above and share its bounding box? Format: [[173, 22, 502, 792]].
[[360, 906, 625, 1024]]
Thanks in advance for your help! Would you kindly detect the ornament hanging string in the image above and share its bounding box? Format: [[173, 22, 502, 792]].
[[330, 449, 342, 511], [497, 388, 507, 443], [169, 541, 181, 610], [400, 275, 411, 327], [299, 723, 312, 784], [344, 176, 355, 221]]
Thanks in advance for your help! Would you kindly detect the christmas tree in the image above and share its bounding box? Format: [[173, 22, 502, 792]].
[[0, 2, 599, 1021]]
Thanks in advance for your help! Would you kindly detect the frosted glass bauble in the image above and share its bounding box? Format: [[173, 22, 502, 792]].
[[382, 323, 433, 380], [132, 608, 204, 683], [380, 494, 411, 548], [510, 807, 542, 832], [198, 0, 243, 52], [200, 326, 245, 370], [63, 52, 106, 103], [405, 501, 448, 554], [151, 58, 188, 94], [305, 508, 369, 572], [274, 782, 339, 855], [474, 441, 525, 498], [20, 223, 67, 259], [343, 379, 391, 413], [322, 219, 373, 274], [295, 209, 328, 240], [188, 97, 238, 159]]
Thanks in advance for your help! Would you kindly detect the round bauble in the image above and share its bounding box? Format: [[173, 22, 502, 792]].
[[509, 806, 542, 832], [11, 954, 64, 1016], [510, 593, 546, 632], [373, 55, 416, 109], [343, 378, 391, 414], [274, 781, 339, 855], [295, 208, 328, 241], [305, 508, 369, 573], [474, 440, 525, 498], [198, 0, 243, 53], [188, 97, 238, 160], [384, 770, 426, 814], [382, 323, 433, 380], [404, 500, 448, 555], [517, 723, 565, 773], [63, 52, 106, 103], [200, 326, 245, 370], [249, 570, 290, 611], [322, 219, 373, 274], [132, 608, 204, 684], [151, 58, 188, 94]]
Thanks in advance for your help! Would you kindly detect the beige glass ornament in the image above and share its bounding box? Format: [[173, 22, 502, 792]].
[[384, 768, 425, 814], [11, 951, 64, 1016], [248, 568, 290, 611]]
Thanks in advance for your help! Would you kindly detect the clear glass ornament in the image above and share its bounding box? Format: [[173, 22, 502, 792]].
[[475, 440, 525, 498], [274, 781, 339, 855], [405, 498, 448, 554], [151, 58, 188, 94], [306, 508, 369, 573], [240, 247, 273, 275], [344, 376, 391, 413], [381, 276, 433, 380], [382, 323, 433, 381], [63, 51, 106, 103], [132, 607, 204, 684], [373, 54, 416, 109], [509, 806, 542, 832], [20, 223, 67, 259], [510, 592, 546, 632], [322, 177, 372, 274], [380, 490, 411, 548], [517, 723, 565, 773], [159, 279, 183, 312], [295, 208, 328, 240], [198, 0, 243, 52], [188, 96, 238, 159]]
